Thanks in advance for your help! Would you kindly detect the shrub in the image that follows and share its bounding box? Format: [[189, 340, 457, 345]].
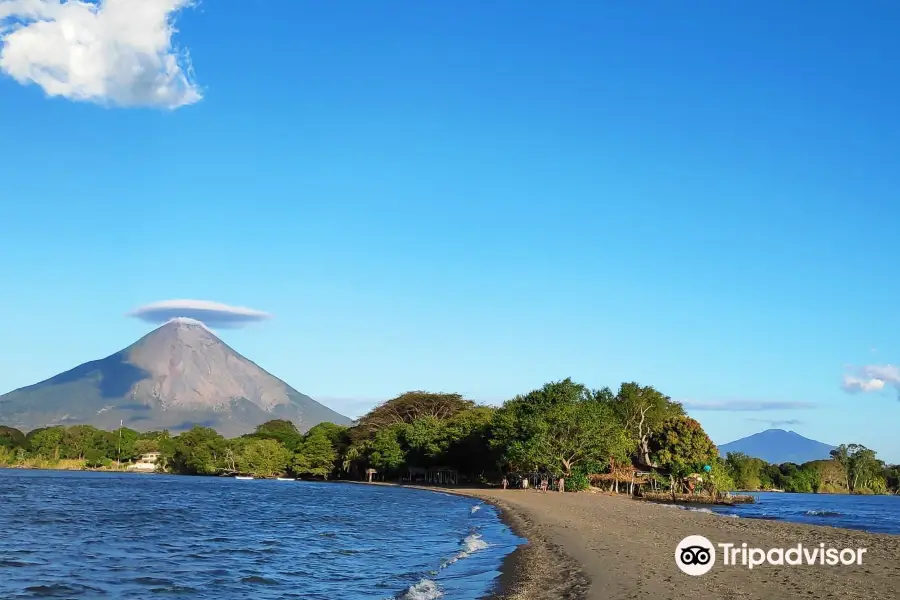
[[565, 471, 589, 492], [84, 449, 105, 468]]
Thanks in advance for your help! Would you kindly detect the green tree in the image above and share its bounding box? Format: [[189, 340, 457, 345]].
[[724, 452, 765, 490], [251, 420, 304, 451], [866, 476, 888, 495], [294, 427, 338, 478], [134, 438, 160, 455], [368, 426, 406, 472], [63, 425, 100, 459], [0, 426, 26, 450], [352, 391, 475, 441], [84, 448, 106, 468], [441, 406, 496, 477], [780, 463, 821, 493], [236, 438, 292, 477], [831, 444, 883, 492], [850, 446, 882, 492], [760, 463, 784, 489], [403, 416, 447, 466], [27, 426, 66, 459], [605, 382, 685, 466], [707, 459, 735, 496], [492, 379, 634, 475], [649, 416, 718, 480], [112, 427, 140, 462], [344, 391, 475, 476], [884, 465, 900, 492], [134, 431, 170, 460], [163, 427, 228, 475], [807, 459, 846, 493], [88, 428, 114, 459], [830, 444, 852, 489]]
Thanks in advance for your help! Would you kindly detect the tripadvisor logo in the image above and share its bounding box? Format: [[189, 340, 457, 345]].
[[676, 535, 716, 575], [675, 535, 867, 575]]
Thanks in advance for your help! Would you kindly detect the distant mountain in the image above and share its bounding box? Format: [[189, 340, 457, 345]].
[[718, 429, 836, 465], [0, 318, 351, 436]]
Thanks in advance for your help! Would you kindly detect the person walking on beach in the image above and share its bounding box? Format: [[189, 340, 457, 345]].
[[540, 477, 548, 492], [558, 477, 565, 492], [522, 477, 529, 490], [501, 476, 508, 490]]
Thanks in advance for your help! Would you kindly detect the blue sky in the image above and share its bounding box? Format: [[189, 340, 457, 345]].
[[1, 1, 899, 459]]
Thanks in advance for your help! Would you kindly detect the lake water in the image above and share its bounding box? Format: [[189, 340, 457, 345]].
[[704, 491, 900, 535], [0, 470, 523, 599]]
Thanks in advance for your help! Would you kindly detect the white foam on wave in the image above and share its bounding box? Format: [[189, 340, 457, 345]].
[[657, 504, 739, 518], [683, 507, 714, 514], [682, 506, 740, 518], [804, 510, 842, 517], [441, 532, 489, 568], [398, 579, 442, 600], [463, 532, 489, 553], [396, 512, 493, 598]]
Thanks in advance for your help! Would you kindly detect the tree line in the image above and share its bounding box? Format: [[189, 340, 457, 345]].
[[725, 444, 900, 495], [9, 378, 886, 496], [0, 379, 731, 491]]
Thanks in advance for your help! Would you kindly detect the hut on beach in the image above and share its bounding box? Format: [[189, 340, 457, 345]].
[[590, 462, 652, 495], [404, 466, 459, 485]]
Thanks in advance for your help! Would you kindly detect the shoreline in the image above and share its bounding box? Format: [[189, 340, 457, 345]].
[[383, 484, 900, 600], [340, 481, 583, 599], [8, 472, 899, 598], [476, 492, 589, 600]]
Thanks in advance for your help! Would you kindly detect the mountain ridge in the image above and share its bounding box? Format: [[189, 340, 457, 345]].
[[0, 320, 350, 436], [718, 428, 836, 464]]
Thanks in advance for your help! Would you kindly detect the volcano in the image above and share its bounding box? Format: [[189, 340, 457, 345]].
[[718, 429, 835, 464], [0, 318, 350, 436]]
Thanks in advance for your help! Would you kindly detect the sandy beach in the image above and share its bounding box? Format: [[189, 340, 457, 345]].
[[446, 488, 900, 600]]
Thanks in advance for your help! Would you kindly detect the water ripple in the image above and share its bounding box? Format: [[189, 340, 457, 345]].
[[0, 470, 523, 599]]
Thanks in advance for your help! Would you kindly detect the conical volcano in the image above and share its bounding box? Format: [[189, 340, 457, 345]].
[[0, 318, 350, 436]]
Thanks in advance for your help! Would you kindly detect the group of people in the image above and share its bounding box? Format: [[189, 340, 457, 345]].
[[501, 474, 565, 492]]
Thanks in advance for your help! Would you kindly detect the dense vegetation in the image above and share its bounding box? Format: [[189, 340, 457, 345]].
[[725, 444, 900, 495], [0, 379, 725, 492], [3, 378, 895, 495]]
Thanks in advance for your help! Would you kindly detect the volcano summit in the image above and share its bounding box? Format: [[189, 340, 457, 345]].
[[0, 319, 350, 436]]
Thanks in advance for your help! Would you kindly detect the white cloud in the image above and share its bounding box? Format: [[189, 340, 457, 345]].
[[0, 0, 200, 108], [842, 375, 885, 393], [842, 364, 900, 396], [129, 299, 271, 328]]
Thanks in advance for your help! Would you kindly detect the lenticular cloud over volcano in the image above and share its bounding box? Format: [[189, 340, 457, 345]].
[[129, 300, 271, 328]]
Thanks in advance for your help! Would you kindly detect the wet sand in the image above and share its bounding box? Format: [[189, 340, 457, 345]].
[[453, 488, 900, 600]]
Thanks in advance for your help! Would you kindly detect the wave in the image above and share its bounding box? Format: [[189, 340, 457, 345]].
[[397, 529, 491, 598], [803, 510, 843, 517], [681, 506, 714, 514], [441, 531, 490, 568], [654, 504, 741, 518], [397, 578, 442, 600]]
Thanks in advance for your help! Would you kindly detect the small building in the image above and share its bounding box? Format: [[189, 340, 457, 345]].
[[128, 452, 161, 472]]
